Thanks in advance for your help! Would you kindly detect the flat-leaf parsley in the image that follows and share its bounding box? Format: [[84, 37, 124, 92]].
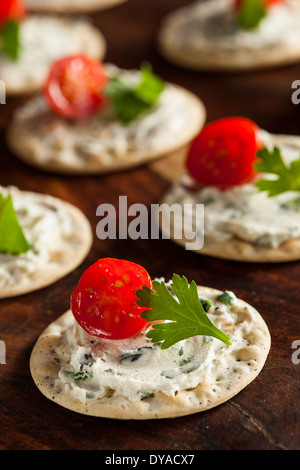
[[104, 63, 165, 124], [255, 146, 300, 197], [136, 274, 231, 350], [0, 193, 31, 255]]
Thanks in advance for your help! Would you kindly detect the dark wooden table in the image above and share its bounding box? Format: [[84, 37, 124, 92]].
[[0, 0, 299, 451]]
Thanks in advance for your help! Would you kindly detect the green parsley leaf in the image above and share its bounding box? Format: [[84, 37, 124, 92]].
[[104, 64, 165, 124], [255, 146, 300, 197], [134, 64, 165, 105], [136, 274, 231, 350], [0, 194, 31, 255], [0, 20, 21, 61], [237, 0, 267, 30]]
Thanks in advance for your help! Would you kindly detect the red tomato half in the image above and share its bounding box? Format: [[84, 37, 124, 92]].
[[186, 117, 262, 187], [0, 0, 26, 24], [71, 258, 153, 340], [44, 55, 108, 120]]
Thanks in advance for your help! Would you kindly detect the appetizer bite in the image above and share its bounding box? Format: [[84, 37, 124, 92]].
[[30, 257, 270, 419], [158, 0, 300, 72], [25, 0, 129, 14], [7, 55, 206, 174], [160, 117, 300, 262], [0, 0, 106, 95], [0, 186, 92, 298]]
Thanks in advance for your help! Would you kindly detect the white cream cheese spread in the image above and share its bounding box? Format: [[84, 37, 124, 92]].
[[163, 176, 300, 249], [159, 0, 300, 56], [55, 286, 250, 403], [0, 186, 81, 290], [0, 16, 103, 92], [162, 130, 300, 249], [10, 65, 196, 168]]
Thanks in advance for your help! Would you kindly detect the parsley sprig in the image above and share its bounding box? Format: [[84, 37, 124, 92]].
[[136, 275, 231, 350], [104, 64, 165, 124], [255, 146, 300, 197], [0, 193, 31, 255], [0, 20, 21, 61], [236, 0, 267, 30]]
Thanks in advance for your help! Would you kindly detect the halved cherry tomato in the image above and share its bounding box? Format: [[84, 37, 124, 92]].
[[0, 0, 26, 24], [71, 258, 153, 340], [44, 55, 108, 120], [186, 117, 262, 187]]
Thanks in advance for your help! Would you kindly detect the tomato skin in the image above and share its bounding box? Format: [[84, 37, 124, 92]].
[[186, 117, 262, 187], [0, 0, 26, 24], [70, 258, 153, 340], [44, 55, 108, 120]]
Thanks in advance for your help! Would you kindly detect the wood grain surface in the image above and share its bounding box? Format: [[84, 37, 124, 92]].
[[0, 0, 300, 451]]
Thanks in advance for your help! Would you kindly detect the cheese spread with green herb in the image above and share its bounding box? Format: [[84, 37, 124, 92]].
[[55, 286, 250, 402], [164, 177, 300, 249], [0, 186, 86, 290], [162, 130, 300, 249], [160, 0, 300, 54], [0, 16, 104, 94], [158, 0, 300, 71], [9, 65, 198, 169]]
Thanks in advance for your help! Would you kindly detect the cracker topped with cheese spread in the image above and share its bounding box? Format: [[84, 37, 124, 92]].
[[30, 258, 270, 419], [158, 0, 300, 72], [7, 59, 206, 175], [26, 0, 129, 13], [0, 14, 106, 96], [0, 186, 92, 298], [159, 117, 300, 262]]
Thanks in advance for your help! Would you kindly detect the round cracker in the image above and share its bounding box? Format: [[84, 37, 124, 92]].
[[158, 0, 300, 72], [7, 83, 206, 175], [160, 227, 300, 263], [159, 131, 300, 263], [0, 189, 92, 299], [26, 0, 129, 13], [30, 286, 270, 419], [0, 16, 106, 96]]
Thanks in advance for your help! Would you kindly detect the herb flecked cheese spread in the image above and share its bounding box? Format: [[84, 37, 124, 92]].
[[164, 177, 300, 249], [0, 16, 103, 93], [160, 0, 300, 55], [54, 287, 253, 402], [0, 186, 85, 290], [10, 65, 196, 168], [162, 130, 300, 250]]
